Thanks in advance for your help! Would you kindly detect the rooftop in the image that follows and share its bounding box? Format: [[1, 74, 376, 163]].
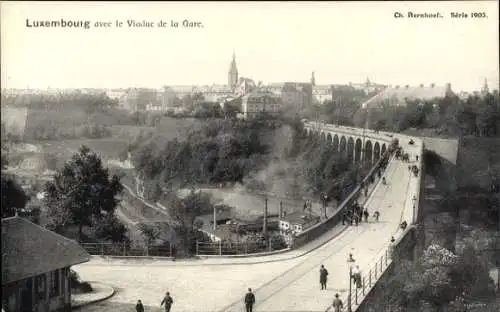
[[2, 217, 90, 285], [363, 83, 451, 108]]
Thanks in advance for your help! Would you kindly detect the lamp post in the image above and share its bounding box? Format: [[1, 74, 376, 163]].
[[322, 194, 328, 219], [347, 253, 356, 312], [412, 195, 417, 224]]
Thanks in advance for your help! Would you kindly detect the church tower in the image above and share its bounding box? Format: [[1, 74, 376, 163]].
[[228, 50, 238, 91], [481, 77, 489, 94]]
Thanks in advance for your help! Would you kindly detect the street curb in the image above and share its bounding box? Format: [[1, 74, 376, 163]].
[[196, 247, 292, 259], [71, 282, 116, 310], [91, 255, 174, 261]]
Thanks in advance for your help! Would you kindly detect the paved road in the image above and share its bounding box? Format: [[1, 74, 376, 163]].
[[75, 137, 422, 312], [221, 138, 420, 312]]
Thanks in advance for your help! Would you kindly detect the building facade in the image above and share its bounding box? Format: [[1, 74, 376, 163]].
[[2, 217, 90, 312], [241, 89, 283, 118], [362, 83, 454, 108], [279, 212, 320, 236]]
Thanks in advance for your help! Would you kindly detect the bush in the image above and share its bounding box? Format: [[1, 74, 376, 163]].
[[69, 269, 93, 293], [79, 282, 93, 293]]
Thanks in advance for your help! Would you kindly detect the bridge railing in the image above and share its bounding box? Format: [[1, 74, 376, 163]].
[[346, 226, 418, 312], [304, 122, 395, 144], [343, 247, 393, 312]]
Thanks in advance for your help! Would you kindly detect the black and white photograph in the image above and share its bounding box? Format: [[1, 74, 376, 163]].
[[1, 1, 499, 312]]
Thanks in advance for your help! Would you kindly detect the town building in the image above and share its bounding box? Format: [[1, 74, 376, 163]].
[[348, 78, 387, 94], [312, 85, 333, 104], [105, 88, 127, 101], [2, 216, 90, 312], [281, 82, 313, 108], [279, 211, 321, 236], [241, 89, 283, 118], [120, 88, 158, 111], [362, 83, 454, 108]]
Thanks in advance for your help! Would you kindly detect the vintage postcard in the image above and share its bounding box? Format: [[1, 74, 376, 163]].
[[1, 1, 499, 312]]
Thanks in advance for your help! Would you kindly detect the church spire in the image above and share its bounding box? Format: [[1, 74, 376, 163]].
[[482, 77, 489, 94], [228, 50, 238, 91]]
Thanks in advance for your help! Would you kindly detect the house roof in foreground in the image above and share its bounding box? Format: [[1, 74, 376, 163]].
[[2, 216, 90, 285]]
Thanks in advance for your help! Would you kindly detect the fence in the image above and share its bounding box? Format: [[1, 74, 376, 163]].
[[345, 247, 393, 312], [196, 240, 279, 256], [80, 242, 173, 257]]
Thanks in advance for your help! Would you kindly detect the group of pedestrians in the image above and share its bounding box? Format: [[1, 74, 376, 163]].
[[342, 200, 379, 226]]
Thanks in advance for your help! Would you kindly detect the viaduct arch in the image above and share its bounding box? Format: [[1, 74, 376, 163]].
[[303, 124, 390, 165]]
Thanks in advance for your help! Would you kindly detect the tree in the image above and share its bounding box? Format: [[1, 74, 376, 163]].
[[92, 214, 128, 242], [43, 145, 124, 241], [138, 223, 161, 246], [383, 243, 496, 312]]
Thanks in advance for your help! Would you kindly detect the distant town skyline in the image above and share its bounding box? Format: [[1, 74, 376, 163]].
[[1, 1, 498, 92]]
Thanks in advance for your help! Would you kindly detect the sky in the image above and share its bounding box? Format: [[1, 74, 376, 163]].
[[1, 1, 499, 92]]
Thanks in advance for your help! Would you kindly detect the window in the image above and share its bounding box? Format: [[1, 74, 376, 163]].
[[49, 269, 60, 298], [35, 274, 47, 301]]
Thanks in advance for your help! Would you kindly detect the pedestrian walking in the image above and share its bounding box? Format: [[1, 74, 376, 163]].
[[342, 211, 347, 225], [363, 209, 369, 222], [373, 211, 380, 222], [160, 292, 174, 312], [136, 300, 144, 312], [416, 155, 419, 161], [332, 293, 343, 312], [244, 288, 256, 312], [352, 265, 362, 288], [320, 265, 329, 290]]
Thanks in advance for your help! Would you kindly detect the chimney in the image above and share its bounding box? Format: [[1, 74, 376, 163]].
[[263, 198, 268, 238]]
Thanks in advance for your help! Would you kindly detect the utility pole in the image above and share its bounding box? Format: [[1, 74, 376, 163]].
[[263, 197, 268, 240], [213, 204, 217, 231]]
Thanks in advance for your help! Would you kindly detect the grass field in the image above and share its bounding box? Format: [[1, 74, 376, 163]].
[[7, 114, 203, 167]]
